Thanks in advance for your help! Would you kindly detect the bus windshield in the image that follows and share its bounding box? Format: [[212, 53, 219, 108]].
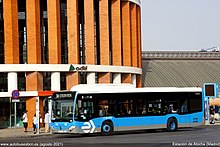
[[52, 92, 76, 122]]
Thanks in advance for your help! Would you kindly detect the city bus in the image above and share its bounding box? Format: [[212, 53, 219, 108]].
[[50, 84, 203, 135]]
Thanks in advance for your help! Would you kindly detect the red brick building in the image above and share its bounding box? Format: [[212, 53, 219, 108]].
[[0, 0, 142, 128]]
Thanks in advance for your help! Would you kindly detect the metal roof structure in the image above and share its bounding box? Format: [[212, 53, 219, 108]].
[[142, 51, 220, 88]]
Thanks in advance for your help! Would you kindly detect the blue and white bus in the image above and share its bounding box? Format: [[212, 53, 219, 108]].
[[50, 84, 203, 135]]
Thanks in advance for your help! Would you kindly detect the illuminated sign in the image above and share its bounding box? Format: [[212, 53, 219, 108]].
[[55, 93, 73, 99]]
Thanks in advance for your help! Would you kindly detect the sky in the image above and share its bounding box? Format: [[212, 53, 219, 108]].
[[141, 0, 220, 51]]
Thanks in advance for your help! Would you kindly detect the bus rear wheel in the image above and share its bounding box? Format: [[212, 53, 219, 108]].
[[101, 121, 114, 135], [167, 118, 177, 132]]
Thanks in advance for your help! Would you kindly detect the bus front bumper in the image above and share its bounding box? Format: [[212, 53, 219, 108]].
[[51, 126, 76, 133]]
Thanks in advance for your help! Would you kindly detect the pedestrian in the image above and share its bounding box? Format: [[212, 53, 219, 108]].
[[44, 112, 50, 133], [33, 114, 37, 134], [210, 107, 215, 124], [22, 110, 28, 132]]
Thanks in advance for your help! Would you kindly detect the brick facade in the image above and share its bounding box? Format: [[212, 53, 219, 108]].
[[111, 0, 122, 66], [122, 73, 132, 84], [67, 0, 80, 64], [26, 72, 43, 91], [3, 0, 19, 64], [1, 0, 142, 128], [26, 0, 41, 64], [84, 0, 95, 64], [48, 0, 61, 64], [131, 4, 138, 67], [98, 72, 111, 84], [66, 72, 80, 90], [99, 0, 110, 65], [122, 2, 131, 67]]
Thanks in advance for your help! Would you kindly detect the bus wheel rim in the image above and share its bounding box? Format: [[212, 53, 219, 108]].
[[103, 125, 110, 132], [170, 121, 175, 129]]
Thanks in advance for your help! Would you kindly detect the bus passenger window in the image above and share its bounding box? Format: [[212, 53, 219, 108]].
[[168, 104, 178, 113], [142, 107, 146, 114], [98, 106, 107, 116], [128, 109, 134, 115], [98, 106, 104, 116], [164, 106, 168, 114], [79, 107, 84, 114], [148, 103, 153, 114]]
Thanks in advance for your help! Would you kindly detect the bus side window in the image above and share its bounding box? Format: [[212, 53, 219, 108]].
[[98, 106, 104, 116], [128, 109, 134, 115], [142, 107, 146, 115], [118, 104, 127, 116], [98, 104, 110, 116], [122, 104, 127, 115], [163, 106, 168, 114], [181, 100, 188, 113], [148, 103, 153, 114]]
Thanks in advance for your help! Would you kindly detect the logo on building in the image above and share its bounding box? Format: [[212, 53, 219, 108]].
[[69, 65, 88, 72]]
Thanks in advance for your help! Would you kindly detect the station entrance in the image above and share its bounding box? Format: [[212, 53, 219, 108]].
[[0, 91, 54, 129]]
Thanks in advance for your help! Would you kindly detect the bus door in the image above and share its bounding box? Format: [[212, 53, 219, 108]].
[[188, 93, 203, 126], [179, 98, 190, 127]]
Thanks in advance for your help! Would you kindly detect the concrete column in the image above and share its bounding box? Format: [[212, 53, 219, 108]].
[[113, 73, 121, 84], [132, 74, 136, 87], [51, 72, 60, 91], [8, 72, 18, 92], [87, 73, 95, 84]]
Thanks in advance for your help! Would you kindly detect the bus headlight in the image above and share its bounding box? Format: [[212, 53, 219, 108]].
[[69, 126, 76, 132]]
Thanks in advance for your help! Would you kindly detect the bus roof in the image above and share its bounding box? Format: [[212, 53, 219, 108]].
[[70, 84, 202, 94]]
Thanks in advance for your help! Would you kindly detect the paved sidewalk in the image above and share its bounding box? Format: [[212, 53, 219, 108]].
[[0, 127, 52, 139]]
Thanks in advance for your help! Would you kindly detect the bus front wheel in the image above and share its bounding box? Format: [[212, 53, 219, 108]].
[[167, 118, 177, 132], [101, 121, 114, 135]]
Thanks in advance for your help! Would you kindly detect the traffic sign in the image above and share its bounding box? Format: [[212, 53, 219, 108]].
[[11, 90, 20, 99]]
